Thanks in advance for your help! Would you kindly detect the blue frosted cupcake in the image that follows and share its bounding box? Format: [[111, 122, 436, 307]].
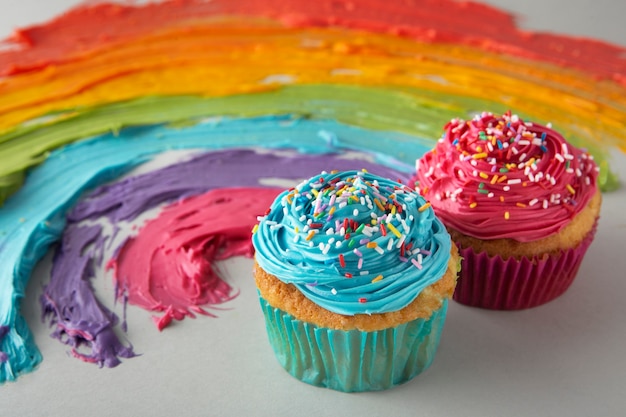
[[252, 170, 459, 392]]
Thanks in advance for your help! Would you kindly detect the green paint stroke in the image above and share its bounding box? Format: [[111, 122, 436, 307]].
[[0, 84, 618, 206]]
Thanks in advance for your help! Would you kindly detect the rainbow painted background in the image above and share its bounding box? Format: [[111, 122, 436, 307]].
[[1, 0, 626, 387]]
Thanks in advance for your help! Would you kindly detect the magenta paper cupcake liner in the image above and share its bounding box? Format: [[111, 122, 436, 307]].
[[453, 223, 598, 310], [258, 295, 449, 392]]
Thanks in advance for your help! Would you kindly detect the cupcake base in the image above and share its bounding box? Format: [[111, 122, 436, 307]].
[[258, 295, 449, 392], [453, 223, 598, 310]]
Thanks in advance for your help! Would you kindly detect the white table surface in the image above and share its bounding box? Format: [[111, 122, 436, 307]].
[[1, 1, 625, 416]]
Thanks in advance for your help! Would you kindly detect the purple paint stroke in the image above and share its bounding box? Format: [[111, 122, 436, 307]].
[[0, 326, 9, 363], [69, 148, 409, 224], [41, 223, 135, 367], [43, 149, 406, 367]]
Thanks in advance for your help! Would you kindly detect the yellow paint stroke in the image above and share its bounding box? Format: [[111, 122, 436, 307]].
[[0, 21, 624, 154]]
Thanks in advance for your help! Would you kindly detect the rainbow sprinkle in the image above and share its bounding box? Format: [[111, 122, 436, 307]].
[[255, 170, 440, 304]]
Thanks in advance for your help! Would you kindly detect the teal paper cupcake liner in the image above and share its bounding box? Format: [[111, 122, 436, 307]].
[[258, 295, 449, 392]]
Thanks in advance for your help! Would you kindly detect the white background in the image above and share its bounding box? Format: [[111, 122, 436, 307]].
[[1, 1, 626, 416]]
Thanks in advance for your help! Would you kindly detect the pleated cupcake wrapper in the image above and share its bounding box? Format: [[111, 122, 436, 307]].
[[258, 295, 448, 392], [453, 222, 598, 310]]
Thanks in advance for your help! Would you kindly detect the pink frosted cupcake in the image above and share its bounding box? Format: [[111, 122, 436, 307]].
[[413, 111, 601, 310]]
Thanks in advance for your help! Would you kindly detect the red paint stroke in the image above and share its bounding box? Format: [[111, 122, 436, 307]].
[[0, 0, 624, 84]]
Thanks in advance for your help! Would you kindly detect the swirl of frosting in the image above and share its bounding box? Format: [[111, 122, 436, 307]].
[[252, 170, 452, 316], [414, 111, 599, 242]]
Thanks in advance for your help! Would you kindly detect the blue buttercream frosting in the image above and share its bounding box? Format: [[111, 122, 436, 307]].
[[252, 170, 452, 315]]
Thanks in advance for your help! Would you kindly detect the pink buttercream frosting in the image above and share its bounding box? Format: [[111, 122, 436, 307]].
[[414, 111, 599, 242]]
